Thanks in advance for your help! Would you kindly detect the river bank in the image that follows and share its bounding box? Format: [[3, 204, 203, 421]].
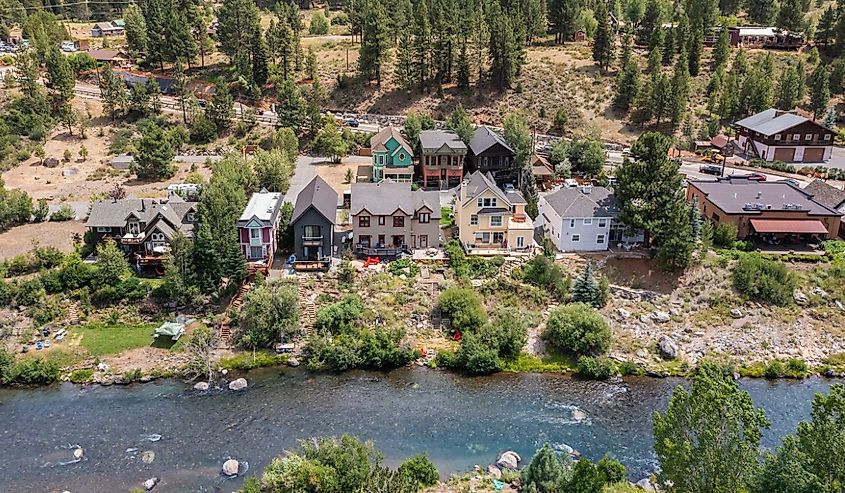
[[0, 366, 836, 492]]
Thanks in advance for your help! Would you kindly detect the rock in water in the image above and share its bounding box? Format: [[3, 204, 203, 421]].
[[287, 357, 300, 367], [222, 459, 240, 476], [228, 378, 248, 391], [143, 477, 159, 491], [142, 451, 155, 464], [658, 335, 678, 360], [487, 464, 502, 479], [194, 382, 209, 391], [73, 448, 84, 460], [496, 451, 521, 470]]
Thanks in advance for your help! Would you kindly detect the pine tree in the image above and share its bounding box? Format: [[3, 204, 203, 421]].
[[358, 0, 391, 86], [746, 0, 777, 25], [648, 44, 663, 74], [620, 35, 632, 67], [614, 59, 641, 112], [124, 2, 148, 56], [670, 49, 691, 129], [521, 166, 539, 219], [631, 81, 654, 126], [816, 6, 835, 49], [173, 60, 190, 124], [777, 0, 803, 31], [777, 64, 801, 109], [217, 0, 261, 79], [395, 30, 416, 90], [713, 28, 730, 69], [639, 0, 662, 45], [447, 104, 474, 145], [663, 27, 675, 65], [99, 64, 128, 120], [652, 72, 672, 125], [275, 79, 305, 129], [252, 32, 270, 86], [689, 200, 702, 240], [145, 77, 161, 114], [687, 26, 703, 77], [45, 45, 74, 104], [592, 0, 615, 71], [824, 105, 838, 129], [267, 18, 295, 81], [207, 80, 234, 130], [796, 59, 807, 101], [549, 0, 579, 44], [134, 123, 175, 180], [413, 0, 432, 85], [811, 64, 831, 120], [648, 23, 664, 53], [488, 1, 521, 88], [456, 39, 470, 91], [572, 262, 598, 305]]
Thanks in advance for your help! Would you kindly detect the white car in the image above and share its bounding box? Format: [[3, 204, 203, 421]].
[[60, 41, 77, 52]]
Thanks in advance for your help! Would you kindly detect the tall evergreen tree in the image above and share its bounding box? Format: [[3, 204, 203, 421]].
[[358, 0, 391, 86], [639, 0, 662, 45], [99, 63, 128, 120], [811, 64, 831, 120], [124, 2, 148, 56], [687, 26, 704, 76], [267, 18, 295, 81], [456, 39, 470, 91], [670, 50, 690, 129], [395, 30, 416, 90], [413, 0, 432, 84], [663, 26, 675, 65], [251, 31, 270, 86], [549, 0, 580, 44], [746, 0, 777, 25], [572, 262, 598, 305], [652, 72, 672, 125], [217, 0, 261, 78], [816, 6, 835, 49], [777, 0, 803, 31], [488, 1, 521, 88], [207, 80, 234, 130], [447, 104, 474, 145], [592, 0, 615, 71], [777, 64, 801, 109], [614, 58, 641, 112], [713, 27, 730, 69]]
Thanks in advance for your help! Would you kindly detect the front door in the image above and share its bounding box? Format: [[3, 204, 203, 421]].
[[419, 235, 428, 248], [249, 246, 263, 260]]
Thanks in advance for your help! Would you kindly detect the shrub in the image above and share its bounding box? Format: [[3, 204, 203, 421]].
[[9, 358, 60, 385], [388, 258, 420, 277], [765, 359, 786, 378], [439, 286, 487, 332], [68, 368, 94, 384], [190, 113, 217, 143], [309, 12, 330, 35], [398, 454, 439, 488], [314, 294, 364, 335], [597, 455, 626, 484], [544, 303, 611, 355], [732, 253, 797, 305], [713, 222, 738, 247], [50, 204, 76, 221], [577, 355, 616, 380], [0, 349, 14, 383], [330, 11, 349, 25], [520, 255, 571, 300]]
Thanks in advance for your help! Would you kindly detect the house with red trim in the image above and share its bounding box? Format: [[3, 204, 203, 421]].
[[237, 189, 284, 266], [419, 130, 467, 189]]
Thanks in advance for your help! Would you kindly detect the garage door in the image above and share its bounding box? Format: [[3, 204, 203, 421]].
[[803, 147, 825, 162], [773, 148, 796, 162]]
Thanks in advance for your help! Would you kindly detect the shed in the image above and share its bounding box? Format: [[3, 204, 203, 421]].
[[111, 154, 134, 170]]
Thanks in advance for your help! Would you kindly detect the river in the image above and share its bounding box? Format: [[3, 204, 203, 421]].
[[0, 367, 837, 492]]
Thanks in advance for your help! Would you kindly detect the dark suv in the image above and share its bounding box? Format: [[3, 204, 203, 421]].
[[699, 165, 722, 175]]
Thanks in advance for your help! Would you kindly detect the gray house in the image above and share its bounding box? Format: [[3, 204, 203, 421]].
[[350, 180, 441, 257], [468, 126, 515, 180], [290, 176, 337, 270]]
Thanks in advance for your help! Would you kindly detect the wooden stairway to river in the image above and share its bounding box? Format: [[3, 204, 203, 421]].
[[297, 278, 316, 337], [218, 281, 252, 347]]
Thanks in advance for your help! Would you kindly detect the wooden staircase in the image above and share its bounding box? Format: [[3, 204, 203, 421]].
[[66, 302, 80, 326], [218, 281, 252, 347]]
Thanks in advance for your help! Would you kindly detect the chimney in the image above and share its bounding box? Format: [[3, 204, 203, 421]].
[[581, 185, 592, 194], [141, 199, 145, 211]]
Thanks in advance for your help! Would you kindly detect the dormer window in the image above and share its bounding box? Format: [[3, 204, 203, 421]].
[[187, 212, 196, 222], [477, 197, 498, 208], [774, 134, 781, 141], [805, 133, 813, 141], [793, 133, 800, 141], [419, 212, 430, 223], [825, 134, 832, 141], [128, 221, 140, 234]]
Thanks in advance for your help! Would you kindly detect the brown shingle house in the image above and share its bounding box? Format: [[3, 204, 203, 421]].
[[687, 177, 842, 242], [734, 109, 834, 163]]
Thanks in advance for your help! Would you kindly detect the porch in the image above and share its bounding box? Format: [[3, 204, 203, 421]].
[[354, 243, 412, 258]]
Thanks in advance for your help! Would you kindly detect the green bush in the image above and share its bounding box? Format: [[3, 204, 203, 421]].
[[544, 303, 611, 355], [9, 358, 60, 385], [388, 258, 420, 277], [0, 349, 14, 383], [519, 255, 571, 300], [577, 355, 616, 380], [314, 294, 364, 335], [306, 327, 415, 371], [765, 359, 786, 378], [732, 253, 797, 306], [398, 454, 439, 488], [190, 113, 217, 144], [713, 222, 738, 247], [439, 287, 487, 332], [330, 11, 349, 25], [597, 455, 626, 484], [309, 12, 330, 34], [68, 368, 94, 384], [49, 204, 76, 221]]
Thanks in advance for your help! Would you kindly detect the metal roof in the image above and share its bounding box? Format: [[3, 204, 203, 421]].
[[749, 218, 829, 234], [238, 190, 283, 227], [350, 181, 440, 217], [689, 177, 843, 216], [419, 130, 468, 153], [734, 109, 811, 136]]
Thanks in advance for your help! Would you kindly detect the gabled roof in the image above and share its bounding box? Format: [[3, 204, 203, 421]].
[[238, 190, 284, 227], [689, 177, 843, 216], [461, 170, 525, 207], [350, 180, 441, 218], [86, 198, 196, 236], [735, 108, 830, 136], [419, 130, 468, 153], [370, 127, 413, 156], [804, 179, 845, 209], [542, 186, 619, 218], [469, 126, 514, 156], [292, 176, 337, 225]]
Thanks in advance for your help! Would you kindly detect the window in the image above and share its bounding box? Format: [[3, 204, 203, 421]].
[[97, 227, 110, 233], [572, 234, 580, 242], [128, 221, 140, 234], [151, 232, 165, 241], [598, 218, 607, 228], [378, 234, 385, 245], [597, 234, 605, 244], [378, 155, 385, 164], [249, 246, 263, 259], [303, 225, 321, 238], [250, 228, 260, 240], [470, 214, 478, 225], [477, 197, 498, 208], [493, 232, 504, 244], [358, 215, 370, 227], [583, 218, 592, 225], [398, 153, 406, 161], [490, 215, 503, 227], [359, 235, 371, 247], [825, 134, 832, 141], [186, 212, 196, 222], [516, 236, 525, 248], [774, 134, 781, 141], [474, 232, 491, 243], [419, 212, 430, 223], [393, 216, 405, 227], [805, 133, 813, 141], [793, 133, 800, 141], [569, 219, 576, 228], [378, 216, 385, 226]]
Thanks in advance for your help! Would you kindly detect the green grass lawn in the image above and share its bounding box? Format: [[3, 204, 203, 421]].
[[76, 323, 160, 357], [440, 207, 454, 227]]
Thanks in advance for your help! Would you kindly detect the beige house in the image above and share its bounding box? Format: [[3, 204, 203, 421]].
[[455, 171, 534, 254], [351, 181, 441, 257]]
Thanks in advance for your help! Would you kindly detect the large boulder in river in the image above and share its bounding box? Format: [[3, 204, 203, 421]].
[[658, 335, 678, 360], [143, 477, 159, 491], [487, 464, 502, 479], [73, 447, 84, 460], [635, 478, 658, 491], [496, 451, 521, 470], [228, 378, 248, 391], [222, 459, 240, 476], [194, 382, 209, 391]]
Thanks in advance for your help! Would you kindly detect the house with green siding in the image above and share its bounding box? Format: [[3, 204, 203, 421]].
[[370, 127, 414, 183]]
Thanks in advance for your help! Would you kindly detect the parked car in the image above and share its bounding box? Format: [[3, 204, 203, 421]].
[[60, 41, 77, 52], [781, 178, 801, 187], [744, 173, 767, 181], [344, 118, 359, 127], [699, 164, 722, 175]]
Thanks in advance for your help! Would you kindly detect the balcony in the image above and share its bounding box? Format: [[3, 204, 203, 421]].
[[301, 234, 324, 246], [121, 232, 144, 244]]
